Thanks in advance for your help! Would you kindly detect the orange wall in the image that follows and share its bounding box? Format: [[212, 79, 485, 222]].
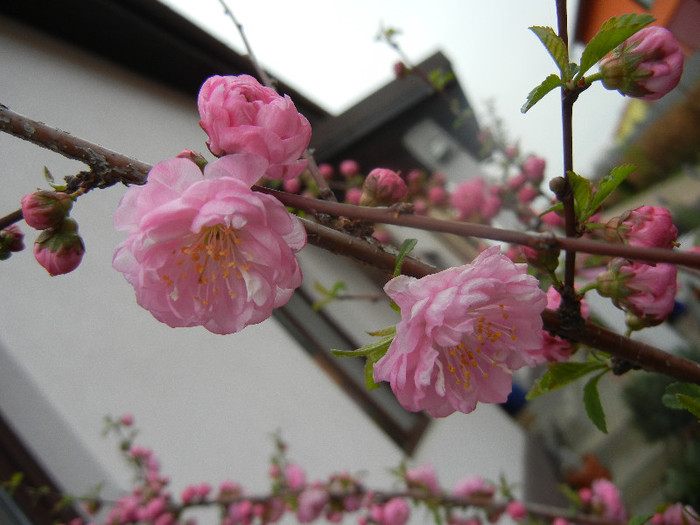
[[576, 0, 682, 43]]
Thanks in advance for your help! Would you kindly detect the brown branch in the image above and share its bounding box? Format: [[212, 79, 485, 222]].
[[2, 104, 700, 383]]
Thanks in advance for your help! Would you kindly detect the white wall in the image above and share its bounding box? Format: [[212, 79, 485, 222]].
[[0, 13, 525, 518]]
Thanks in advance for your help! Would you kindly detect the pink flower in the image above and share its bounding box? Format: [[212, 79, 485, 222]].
[[530, 286, 590, 363], [605, 206, 678, 249], [589, 479, 627, 522], [197, 75, 311, 180], [381, 498, 410, 525], [120, 414, 134, 426], [21, 190, 73, 230], [374, 246, 546, 417], [504, 145, 518, 160], [405, 464, 441, 495], [596, 259, 677, 325], [360, 168, 407, 206], [284, 463, 307, 491], [0, 225, 24, 260], [452, 476, 495, 499], [506, 501, 527, 522], [296, 488, 329, 523], [521, 155, 546, 184], [339, 159, 360, 178], [33, 218, 85, 276], [516, 185, 538, 204], [600, 26, 683, 101], [113, 155, 305, 334], [428, 185, 447, 205], [318, 163, 334, 179], [654, 504, 700, 525]]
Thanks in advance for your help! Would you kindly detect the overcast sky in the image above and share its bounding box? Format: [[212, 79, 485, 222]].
[[159, 0, 627, 182]]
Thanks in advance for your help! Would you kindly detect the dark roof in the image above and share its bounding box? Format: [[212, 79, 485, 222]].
[[0, 0, 330, 127]]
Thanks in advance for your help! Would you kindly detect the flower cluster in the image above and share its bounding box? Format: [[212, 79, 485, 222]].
[[114, 75, 311, 333]]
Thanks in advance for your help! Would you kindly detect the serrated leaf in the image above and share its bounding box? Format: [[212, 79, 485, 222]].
[[521, 74, 562, 114], [530, 26, 570, 78], [578, 13, 655, 77], [393, 238, 418, 277], [583, 371, 608, 433], [567, 170, 594, 220], [589, 165, 636, 211], [527, 361, 608, 399]]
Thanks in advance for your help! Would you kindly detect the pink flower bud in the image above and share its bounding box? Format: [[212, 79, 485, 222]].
[[318, 163, 334, 179], [590, 479, 627, 522], [360, 168, 407, 206], [296, 488, 329, 523], [452, 476, 495, 499], [428, 185, 447, 205], [517, 184, 539, 204], [451, 178, 486, 220], [605, 206, 678, 249], [481, 195, 502, 221], [339, 159, 360, 178], [283, 177, 302, 194], [521, 155, 546, 184], [382, 498, 410, 525], [344, 187, 363, 205], [405, 464, 441, 495], [0, 225, 24, 260], [21, 190, 73, 230], [120, 414, 134, 426], [599, 26, 683, 101], [176, 149, 208, 170], [596, 259, 677, 325], [393, 61, 409, 79], [505, 501, 527, 522], [33, 218, 85, 276], [504, 145, 518, 160], [197, 75, 311, 180], [284, 463, 306, 491], [372, 229, 392, 244]]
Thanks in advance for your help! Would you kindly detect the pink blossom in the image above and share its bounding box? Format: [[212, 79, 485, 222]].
[[197, 75, 311, 180], [21, 190, 73, 230], [505, 500, 527, 522], [372, 229, 392, 244], [507, 173, 526, 191], [590, 479, 627, 522], [405, 464, 441, 495], [318, 163, 334, 179], [382, 498, 410, 525], [228, 500, 253, 525], [33, 218, 85, 276], [113, 155, 305, 334], [654, 504, 700, 525], [596, 259, 677, 325], [360, 168, 407, 206], [521, 155, 546, 184], [600, 26, 683, 101], [296, 488, 329, 523], [120, 414, 134, 426], [540, 209, 565, 228], [339, 159, 360, 178], [374, 246, 546, 417], [606, 206, 678, 249], [284, 463, 307, 491], [0, 225, 24, 258], [283, 177, 302, 194], [481, 195, 502, 221], [451, 178, 486, 221], [517, 185, 538, 204], [504, 145, 518, 160], [452, 476, 495, 499], [530, 286, 590, 363]]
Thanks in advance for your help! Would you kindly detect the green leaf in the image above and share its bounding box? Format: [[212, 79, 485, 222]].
[[367, 325, 397, 338], [584, 371, 608, 433], [578, 13, 655, 77], [331, 334, 393, 358], [311, 280, 347, 311], [393, 238, 418, 277], [627, 515, 653, 525], [529, 26, 570, 78], [527, 361, 608, 399], [364, 351, 383, 390], [521, 74, 562, 114], [589, 165, 636, 212], [567, 170, 594, 220], [663, 382, 700, 420]]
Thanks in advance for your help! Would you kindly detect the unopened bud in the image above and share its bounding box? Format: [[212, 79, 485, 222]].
[[21, 190, 73, 230], [360, 168, 407, 206], [0, 225, 25, 260], [33, 218, 85, 276]]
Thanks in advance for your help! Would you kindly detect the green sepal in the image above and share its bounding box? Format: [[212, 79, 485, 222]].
[[367, 326, 397, 338], [521, 74, 563, 114], [529, 26, 570, 78], [578, 13, 655, 78], [663, 382, 700, 420], [583, 370, 609, 433], [527, 360, 608, 399], [44, 166, 68, 191]]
